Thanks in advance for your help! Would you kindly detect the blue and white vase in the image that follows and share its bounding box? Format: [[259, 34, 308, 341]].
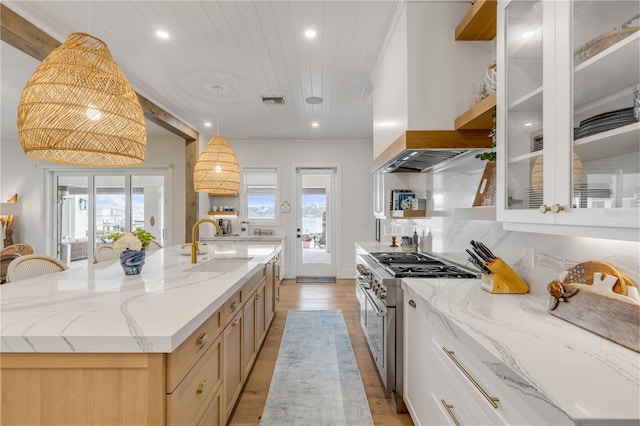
[[120, 247, 145, 275]]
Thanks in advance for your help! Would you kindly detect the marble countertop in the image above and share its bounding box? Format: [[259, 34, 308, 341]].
[[201, 235, 285, 242], [402, 278, 640, 423], [0, 242, 281, 354]]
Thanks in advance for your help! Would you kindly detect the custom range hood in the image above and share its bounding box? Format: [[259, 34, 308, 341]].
[[373, 130, 492, 173]]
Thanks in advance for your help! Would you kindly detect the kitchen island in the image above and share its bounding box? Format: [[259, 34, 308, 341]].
[[0, 241, 282, 425], [402, 278, 640, 425]]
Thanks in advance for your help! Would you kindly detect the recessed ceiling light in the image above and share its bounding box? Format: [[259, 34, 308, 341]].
[[304, 29, 317, 39], [305, 96, 323, 105], [204, 122, 212, 127], [311, 122, 319, 127], [524, 122, 533, 127], [156, 30, 170, 39]]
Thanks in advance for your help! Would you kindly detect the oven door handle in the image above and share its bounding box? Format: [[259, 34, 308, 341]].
[[364, 289, 386, 317]]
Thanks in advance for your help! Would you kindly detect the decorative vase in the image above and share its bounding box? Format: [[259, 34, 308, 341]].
[[120, 247, 145, 275]]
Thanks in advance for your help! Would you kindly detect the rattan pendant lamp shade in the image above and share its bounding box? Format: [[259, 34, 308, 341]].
[[194, 136, 241, 195], [17, 33, 146, 167]]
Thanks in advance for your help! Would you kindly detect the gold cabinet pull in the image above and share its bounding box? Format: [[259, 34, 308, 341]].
[[551, 203, 565, 213], [539, 204, 551, 214], [196, 332, 208, 346], [230, 301, 237, 310], [440, 399, 461, 426], [442, 347, 499, 409], [196, 379, 208, 394], [231, 319, 238, 327], [408, 299, 417, 308]]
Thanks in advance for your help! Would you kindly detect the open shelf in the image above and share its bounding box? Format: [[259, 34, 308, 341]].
[[390, 210, 448, 218], [455, 0, 497, 41], [455, 92, 496, 130]]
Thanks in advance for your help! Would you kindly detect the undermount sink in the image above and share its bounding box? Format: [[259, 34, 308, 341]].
[[185, 257, 253, 273]]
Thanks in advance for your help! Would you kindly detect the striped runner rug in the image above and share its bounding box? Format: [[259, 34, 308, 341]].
[[260, 310, 374, 426]]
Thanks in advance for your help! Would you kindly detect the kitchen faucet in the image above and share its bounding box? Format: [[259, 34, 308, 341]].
[[191, 218, 223, 264]]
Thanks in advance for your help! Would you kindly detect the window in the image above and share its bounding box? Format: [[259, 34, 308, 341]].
[[243, 168, 278, 223]]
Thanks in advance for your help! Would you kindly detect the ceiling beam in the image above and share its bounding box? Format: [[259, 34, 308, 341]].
[[1, 3, 200, 241]]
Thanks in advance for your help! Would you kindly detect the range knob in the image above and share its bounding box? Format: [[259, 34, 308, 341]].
[[379, 291, 387, 300]]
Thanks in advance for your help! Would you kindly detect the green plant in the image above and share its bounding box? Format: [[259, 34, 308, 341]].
[[476, 107, 496, 162], [132, 228, 156, 247]]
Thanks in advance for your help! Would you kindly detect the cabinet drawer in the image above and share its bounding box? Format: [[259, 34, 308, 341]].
[[167, 335, 222, 426], [166, 308, 222, 392], [431, 314, 560, 425], [242, 267, 265, 300], [196, 384, 223, 426], [430, 350, 493, 426], [223, 289, 243, 324]]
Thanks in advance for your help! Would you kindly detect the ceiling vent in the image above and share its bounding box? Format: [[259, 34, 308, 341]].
[[261, 96, 285, 105]]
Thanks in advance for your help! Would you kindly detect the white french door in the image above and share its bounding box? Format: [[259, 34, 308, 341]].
[[294, 166, 339, 279], [51, 169, 172, 266]]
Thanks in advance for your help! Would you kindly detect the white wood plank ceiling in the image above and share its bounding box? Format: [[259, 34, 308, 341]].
[[2, 1, 399, 142]]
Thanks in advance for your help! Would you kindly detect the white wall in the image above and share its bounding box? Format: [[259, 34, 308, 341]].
[[220, 139, 374, 279]]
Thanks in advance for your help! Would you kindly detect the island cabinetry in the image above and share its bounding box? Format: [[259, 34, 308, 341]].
[[255, 282, 267, 348], [0, 353, 165, 425], [223, 309, 243, 420], [265, 257, 275, 326], [166, 335, 222, 425], [166, 307, 222, 392]]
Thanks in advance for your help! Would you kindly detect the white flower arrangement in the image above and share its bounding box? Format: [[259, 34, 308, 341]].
[[112, 232, 143, 254]]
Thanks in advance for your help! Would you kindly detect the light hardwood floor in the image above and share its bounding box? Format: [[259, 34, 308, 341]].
[[228, 279, 414, 426]]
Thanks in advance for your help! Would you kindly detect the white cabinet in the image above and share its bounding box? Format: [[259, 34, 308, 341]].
[[402, 289, 432, 425], [496, 0, 640, 240]]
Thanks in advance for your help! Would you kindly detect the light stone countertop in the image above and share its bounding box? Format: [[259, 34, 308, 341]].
[[402, 278, 640, 424], [0, 242, 281, 354]]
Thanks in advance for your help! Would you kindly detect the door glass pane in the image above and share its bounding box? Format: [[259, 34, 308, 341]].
[[300, 174, 330, 265], [572, 1, 640, 210], [95, 176, 125, 248], [132, 175, 165, 245], [505, 0, 544, 210], [57, 176, 89, 265]]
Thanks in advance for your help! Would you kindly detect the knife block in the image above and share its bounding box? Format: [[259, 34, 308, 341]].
[[481, 258, 530, 294]]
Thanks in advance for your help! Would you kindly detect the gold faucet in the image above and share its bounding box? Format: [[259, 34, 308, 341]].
[[191, 218, 223, 263]]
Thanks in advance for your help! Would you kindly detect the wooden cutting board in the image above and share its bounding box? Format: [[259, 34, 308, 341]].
[[548, 282, 640, 352], [562, 261, 635, 296]]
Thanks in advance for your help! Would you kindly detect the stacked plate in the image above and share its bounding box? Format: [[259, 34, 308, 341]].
[[574, 107, 637, 140]]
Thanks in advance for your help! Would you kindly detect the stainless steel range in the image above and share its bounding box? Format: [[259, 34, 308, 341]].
[[355, 247, 477, 411]]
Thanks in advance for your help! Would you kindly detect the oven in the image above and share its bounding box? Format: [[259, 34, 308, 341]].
[[355, 246, 478, 412]]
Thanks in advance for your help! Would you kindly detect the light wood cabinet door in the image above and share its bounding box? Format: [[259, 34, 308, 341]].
[[255, 283, 267, 348], [197, 383, 223, 426], [265, 261, 275, 327], [223, 310, 243, 421], [242, 289, 257, 379]]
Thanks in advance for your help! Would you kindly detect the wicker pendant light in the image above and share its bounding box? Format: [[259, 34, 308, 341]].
[[17, 33, 146, 167], [194, 136, 241, 195]]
